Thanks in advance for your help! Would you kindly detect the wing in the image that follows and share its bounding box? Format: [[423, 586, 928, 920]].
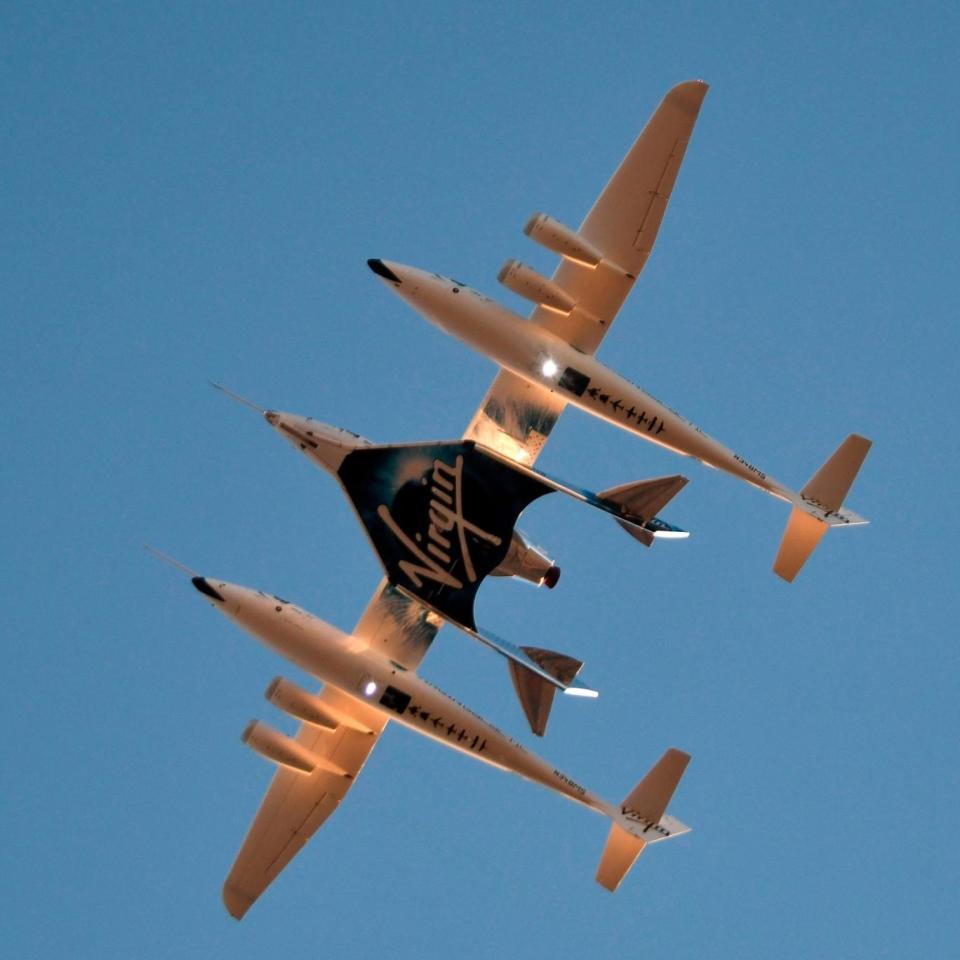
[[222, 584, 440, 919], [531, 80, 708, 354]]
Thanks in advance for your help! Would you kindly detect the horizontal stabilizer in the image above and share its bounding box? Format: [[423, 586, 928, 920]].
[[508, 647, 584, 736], [596, 748, 691, 892]]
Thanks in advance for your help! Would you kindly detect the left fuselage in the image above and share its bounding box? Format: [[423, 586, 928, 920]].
[[195, 577, 610, 817], [372, 261, 795, 504]]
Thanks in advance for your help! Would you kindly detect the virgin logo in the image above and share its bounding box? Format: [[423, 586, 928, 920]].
[[377, 455, 502, 590]]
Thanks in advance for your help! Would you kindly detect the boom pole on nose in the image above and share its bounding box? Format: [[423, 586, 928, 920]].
[[209, 381, 266, 415]]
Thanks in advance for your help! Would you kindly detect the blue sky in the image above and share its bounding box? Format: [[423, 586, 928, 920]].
[[3, 2, 958, 957]]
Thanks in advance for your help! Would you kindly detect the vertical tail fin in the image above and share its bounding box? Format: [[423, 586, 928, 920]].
[[773, 434, 872, 582], [773, 507, 829, 583], [802, 434, 872, 513], [598, 475, 689, 547], [596, 824, 648, 892], [596, 748, 691, 891], [507, 647, 584, 737]]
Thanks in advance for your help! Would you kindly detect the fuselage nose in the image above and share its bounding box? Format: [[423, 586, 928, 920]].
[[263, 411, 370, 473], [192, 577, 225, 602], [192, 577, 248, 617], [366, 259, 434, 298], [367, 258, 403, 284]]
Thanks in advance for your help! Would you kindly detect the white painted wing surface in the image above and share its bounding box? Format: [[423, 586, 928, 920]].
[[531, 80, 709, 354]]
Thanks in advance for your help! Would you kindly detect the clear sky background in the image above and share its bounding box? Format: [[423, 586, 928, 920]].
[[3, 2, 958, 957]]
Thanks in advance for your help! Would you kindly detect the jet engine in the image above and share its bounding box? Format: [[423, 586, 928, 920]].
[[265, 677, 338, 730], [240, 719, 348, 777], [265, 677, 375, 734], [523, 212, 606, 268], [497, 259, 576, 313], [491, 529, 560, 588]]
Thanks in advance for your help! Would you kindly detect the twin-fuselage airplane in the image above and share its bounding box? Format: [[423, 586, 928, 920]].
[[168, 78, 871, 919]]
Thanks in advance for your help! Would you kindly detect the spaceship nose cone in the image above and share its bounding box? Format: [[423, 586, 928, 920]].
[[367, 259, 402, 284]]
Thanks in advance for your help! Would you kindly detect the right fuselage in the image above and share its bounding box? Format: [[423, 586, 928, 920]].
[[371, 260, 796, 505]]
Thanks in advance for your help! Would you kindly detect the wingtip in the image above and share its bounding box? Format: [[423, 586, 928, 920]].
[[223, 883, 254, 920], [668, 79, 710, 114]]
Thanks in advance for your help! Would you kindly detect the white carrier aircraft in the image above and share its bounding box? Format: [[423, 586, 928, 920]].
[[196, 81, 720, 918], [367, 80, 871, 583], [186, 569, 690, 914]]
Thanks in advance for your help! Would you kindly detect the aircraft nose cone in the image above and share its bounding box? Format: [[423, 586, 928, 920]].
[[367, 258, 402, 284], [192, 577, 225, 602]]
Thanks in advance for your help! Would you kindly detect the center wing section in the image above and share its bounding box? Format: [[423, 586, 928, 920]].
[[463, 368, 566, 466]]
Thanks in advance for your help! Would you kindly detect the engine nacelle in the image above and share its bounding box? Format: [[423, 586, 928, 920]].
[[497, 259, 576, 314], [241, 719, 350, 777], [491, 529, 560, 588], [241, 719, 322, 774], [265, 677, 375, 735], [524, 212, 606, 268], [266, 677, 340, 730]]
